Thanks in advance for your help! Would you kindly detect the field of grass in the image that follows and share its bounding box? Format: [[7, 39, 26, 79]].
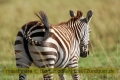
[[0, 0, 120, 80]]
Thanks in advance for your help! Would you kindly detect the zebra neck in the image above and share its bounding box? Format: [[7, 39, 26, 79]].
[[67, 20, 81, 44]]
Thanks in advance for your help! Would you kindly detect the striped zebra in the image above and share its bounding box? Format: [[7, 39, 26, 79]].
[[14, 10, 93, 80]]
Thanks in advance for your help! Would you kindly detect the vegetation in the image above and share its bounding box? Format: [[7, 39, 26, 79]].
[[0, 0, 120, 79]]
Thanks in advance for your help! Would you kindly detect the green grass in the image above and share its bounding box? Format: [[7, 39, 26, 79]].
[[0, 0, 120, 80]]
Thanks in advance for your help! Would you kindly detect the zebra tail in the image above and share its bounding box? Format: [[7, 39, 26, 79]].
[[35, 11, 50, 41]]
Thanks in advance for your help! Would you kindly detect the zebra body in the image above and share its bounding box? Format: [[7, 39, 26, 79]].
[[15, 10, 93, 80]]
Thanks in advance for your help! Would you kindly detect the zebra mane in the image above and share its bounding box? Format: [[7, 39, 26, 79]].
[[35, 11, 50, 41], [68, 10, 83, 23], [76, 10, 83, 18]]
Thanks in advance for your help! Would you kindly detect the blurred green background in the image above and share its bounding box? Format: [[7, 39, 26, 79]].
[[0, 0, 120, 80]]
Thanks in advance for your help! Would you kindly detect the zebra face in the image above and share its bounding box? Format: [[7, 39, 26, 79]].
[[70, 10, 93, 58], [79, 10, 93, 58], [80, 25, 91, 58]]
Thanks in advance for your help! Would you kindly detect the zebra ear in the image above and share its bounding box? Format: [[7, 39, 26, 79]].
[[86, 10, 93, 23], [76, 10, 83, 18], [69, 10, 75, 17]]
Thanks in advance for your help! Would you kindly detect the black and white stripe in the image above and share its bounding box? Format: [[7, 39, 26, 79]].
[[14, 10, 93, 80]]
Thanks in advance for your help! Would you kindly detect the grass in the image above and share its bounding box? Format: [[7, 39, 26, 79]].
[[0, 0, 120, 80]]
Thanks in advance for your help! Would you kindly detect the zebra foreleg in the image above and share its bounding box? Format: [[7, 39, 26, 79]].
[[43, 72, 66, 80], [71, 74, 80, 80], [36, 60, 55, 80], [58, 68, 66, 80], [68, 60, 81, 80], [42, 64, 54, 80], [43, 74, 53, 80], [58, 74, 66, 80]]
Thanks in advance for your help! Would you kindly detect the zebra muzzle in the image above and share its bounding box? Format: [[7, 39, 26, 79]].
[[80, 50, 89, 58]]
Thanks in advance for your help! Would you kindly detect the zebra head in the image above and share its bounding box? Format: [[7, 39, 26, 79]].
[[80, 10, 93, 58], [69, 10, 93, 58]]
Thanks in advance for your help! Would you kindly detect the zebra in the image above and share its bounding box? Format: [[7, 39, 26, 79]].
[[14, 10, 93, 80]]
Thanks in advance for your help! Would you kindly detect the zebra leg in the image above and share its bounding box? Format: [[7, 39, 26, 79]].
[[69, 67, 80, 80], [58, 74, 66, 80], [68, 59, 80, 80], [42, 65, 54, 80], [17, 64, 31, 80], [58, 68, 66, 80], [28, 42, 58, 80], [15, 34, 33, 80], [71, 73, 80, 80], [43, 74, 53, 80], [41, 60, 55, 80], [31, 54, 56, 80], [15, 50, 33, 80]]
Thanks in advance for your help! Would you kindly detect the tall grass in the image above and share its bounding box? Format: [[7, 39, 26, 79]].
[[0, 0, 120, 79]]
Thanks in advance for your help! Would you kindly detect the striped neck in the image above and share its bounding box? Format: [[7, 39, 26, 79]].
[[67, 20, 86, 44]]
